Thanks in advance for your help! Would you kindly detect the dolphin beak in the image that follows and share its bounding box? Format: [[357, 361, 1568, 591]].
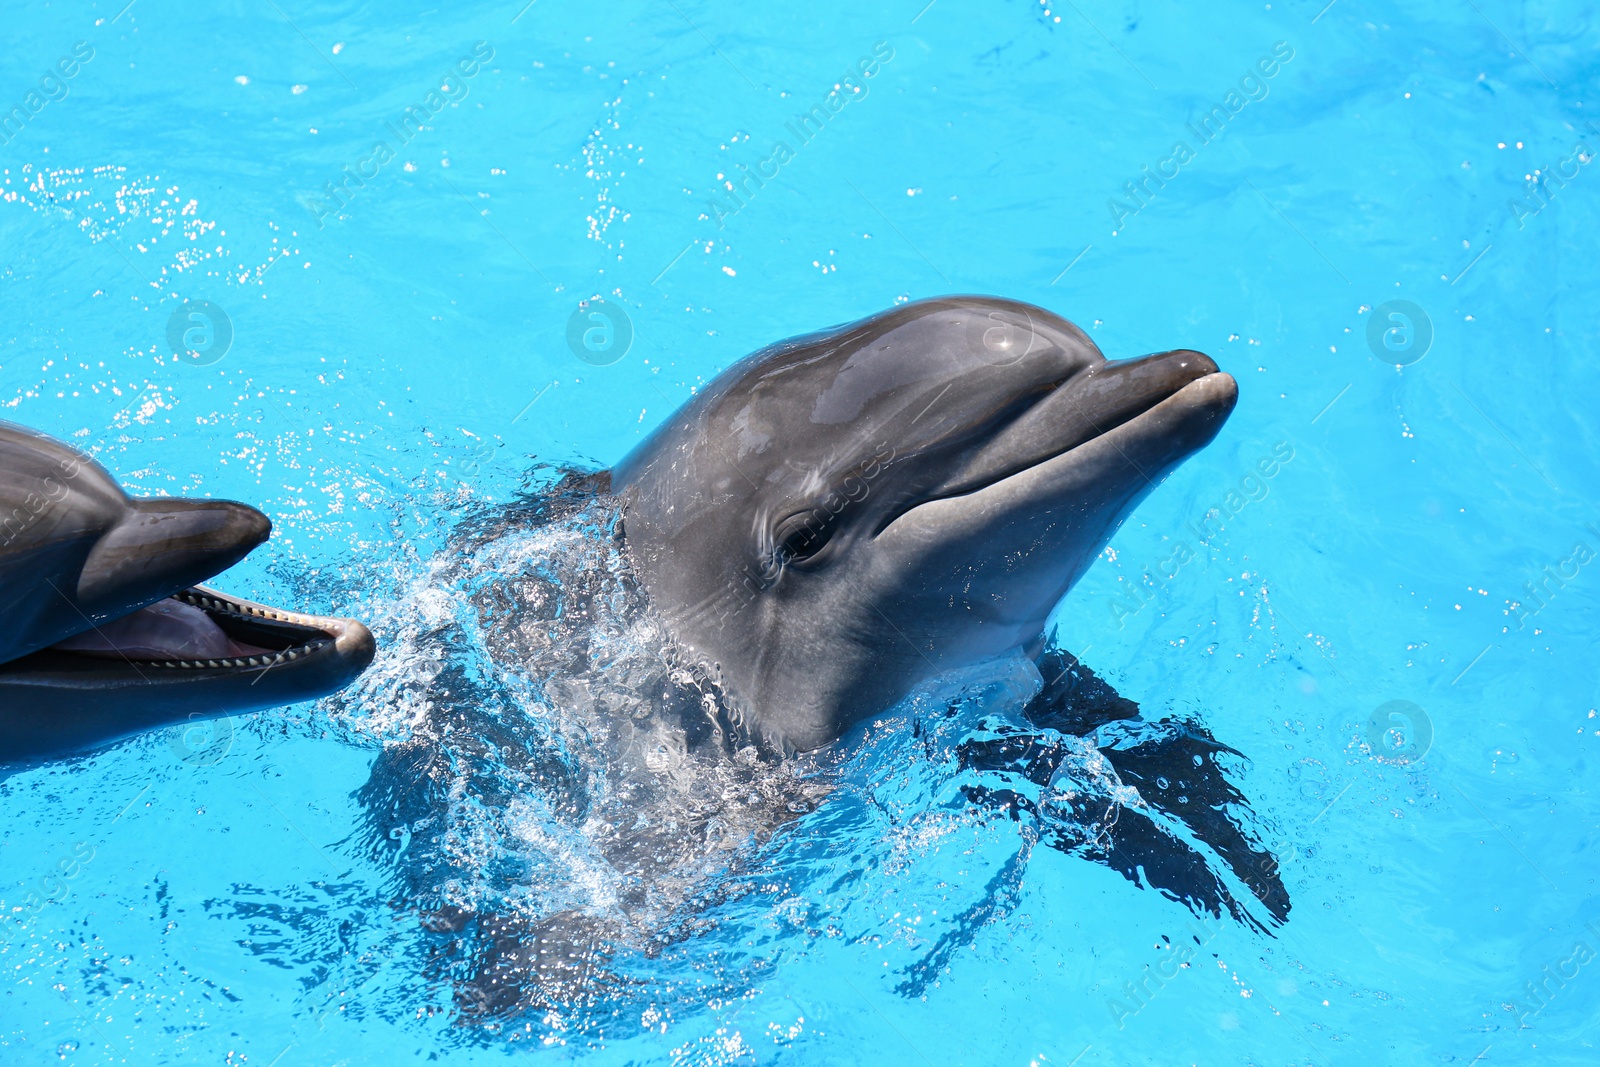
[[1115, 350, 1238, 461], [1068, 349, 1235, 447], [876, 345, 1239, 567], [1036, 347, 1238, 475], [902, 348, 1237, 516], [75, 500, 272, 622], [867, 344, 1239, 663]]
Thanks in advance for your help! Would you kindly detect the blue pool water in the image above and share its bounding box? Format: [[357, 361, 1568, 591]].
[[4, 0, 1600, 1062]]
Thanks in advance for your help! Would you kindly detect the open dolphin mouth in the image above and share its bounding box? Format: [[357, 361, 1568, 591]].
[[0, 568, 375, 763], [1, 579, 373, 692], [46, 586, 359, 673]]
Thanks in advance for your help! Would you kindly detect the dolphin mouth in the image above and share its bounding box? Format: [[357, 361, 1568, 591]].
[[0, 579, 375, 762], [878, 352, 1237, 536], [40, 586, 360, 672], [0, 575, 374, 694]]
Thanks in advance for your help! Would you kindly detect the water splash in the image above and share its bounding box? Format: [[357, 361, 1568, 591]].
[[291, 472, 1286, 1039]]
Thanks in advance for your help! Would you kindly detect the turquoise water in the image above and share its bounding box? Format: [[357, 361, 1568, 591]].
[[4, 0, 1600, 1062]]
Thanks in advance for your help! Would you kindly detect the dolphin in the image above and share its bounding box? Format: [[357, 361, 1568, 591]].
[[0, 420, 375, 762], [325, 295, 1275, 1019], [614, 295, 1238, 753]]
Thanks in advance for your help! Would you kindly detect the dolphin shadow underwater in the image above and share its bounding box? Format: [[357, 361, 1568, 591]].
[[325, 296, 1290, 1023]]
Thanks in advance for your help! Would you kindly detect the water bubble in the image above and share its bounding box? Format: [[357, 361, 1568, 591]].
[[1289, 757, 1330, 800], [1488, 746, 1520, 771]]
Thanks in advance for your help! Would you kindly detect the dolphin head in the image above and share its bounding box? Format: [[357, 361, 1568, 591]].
[[614, 296, 1237, 752], [0, 420, 375, 762]]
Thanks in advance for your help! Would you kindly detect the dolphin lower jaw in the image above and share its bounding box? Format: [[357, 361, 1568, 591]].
[[871, 370, 1234, 597], [0, 585, 374, 761]]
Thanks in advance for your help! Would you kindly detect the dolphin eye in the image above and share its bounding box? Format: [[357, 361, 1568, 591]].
[[773, 509, 834, 566]]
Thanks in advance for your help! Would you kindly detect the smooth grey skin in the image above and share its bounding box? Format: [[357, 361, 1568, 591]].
[[614, 296, 1238, 754], [0, 420, 375, 762]]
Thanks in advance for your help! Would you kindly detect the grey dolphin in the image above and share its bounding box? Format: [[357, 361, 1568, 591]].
[[329, 299, 1265, 1014], [0, 420, 375, 762], [615, 295, 1237, 753]]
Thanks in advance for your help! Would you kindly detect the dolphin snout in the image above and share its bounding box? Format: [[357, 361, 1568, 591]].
[[1159, 348, 1219, 376], [1096, 347, 1219, 393], [1097, 350, 1238, 468], [1134, 348, 1238, 422], [1107, 347, 1241, 435], [76, 500, 272, 620], [1074, 348, 1234, 437], [334, 616, 377, 675]]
